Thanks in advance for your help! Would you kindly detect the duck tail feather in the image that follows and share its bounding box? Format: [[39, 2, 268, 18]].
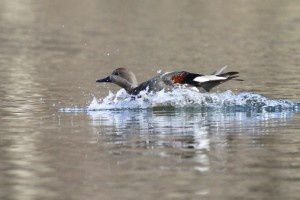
[[213, 65, 228, 75], [219, 71, 239, 77], [199, 74, 242, 92]]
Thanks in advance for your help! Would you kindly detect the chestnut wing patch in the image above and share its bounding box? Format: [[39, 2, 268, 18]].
[[171, 71, 202, 84], [171, 72, 186, 84]]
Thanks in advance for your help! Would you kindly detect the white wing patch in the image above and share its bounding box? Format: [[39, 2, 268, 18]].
[[193, 75, 227, 83]]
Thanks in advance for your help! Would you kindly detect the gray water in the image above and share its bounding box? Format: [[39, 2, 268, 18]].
[[0, 0, 300, 200]]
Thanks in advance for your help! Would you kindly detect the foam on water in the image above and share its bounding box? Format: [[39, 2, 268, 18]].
[[60, 87, 299, 113]]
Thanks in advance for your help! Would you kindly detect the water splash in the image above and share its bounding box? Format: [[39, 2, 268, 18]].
[[60, 87, 299, 112]]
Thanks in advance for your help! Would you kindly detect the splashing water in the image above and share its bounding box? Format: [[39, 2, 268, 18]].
[[60, 87, 299, 113]]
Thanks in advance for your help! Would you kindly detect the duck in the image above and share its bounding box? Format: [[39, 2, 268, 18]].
[[96, 66, 242, 95]]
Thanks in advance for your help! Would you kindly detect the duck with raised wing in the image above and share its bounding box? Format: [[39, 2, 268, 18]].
[[96, 66, 242, 95]]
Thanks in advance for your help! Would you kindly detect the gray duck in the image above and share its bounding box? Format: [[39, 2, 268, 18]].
[[96, 66, 242, 95]]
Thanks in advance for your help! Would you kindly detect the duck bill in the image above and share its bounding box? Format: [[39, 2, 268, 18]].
[[96, 76, 111, 83]]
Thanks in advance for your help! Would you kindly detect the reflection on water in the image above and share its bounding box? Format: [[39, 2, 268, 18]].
[[0, 0, 300, 199], [0, 1, 56, 200], [83, 109, 299, 200], [87, 109, 295, 160], [88, 109, 295, 173], [88, 109, 294, 135]]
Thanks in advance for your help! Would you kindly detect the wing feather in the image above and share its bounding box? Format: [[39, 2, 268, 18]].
[[193, 75, 227, 83]]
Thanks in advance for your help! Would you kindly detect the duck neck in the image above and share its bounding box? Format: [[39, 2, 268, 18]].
[[111, 75, 135, 94]]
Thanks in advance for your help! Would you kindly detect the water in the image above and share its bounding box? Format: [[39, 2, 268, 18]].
[[0, 0, 300, 200], [65, 88, 299, 111]]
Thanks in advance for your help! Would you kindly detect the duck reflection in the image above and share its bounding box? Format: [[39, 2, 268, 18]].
[[88, 109, 294, 136], [87, 109, 295, 173]]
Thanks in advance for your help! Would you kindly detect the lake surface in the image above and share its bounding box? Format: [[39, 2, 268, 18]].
[[0, 0, 299, 199]]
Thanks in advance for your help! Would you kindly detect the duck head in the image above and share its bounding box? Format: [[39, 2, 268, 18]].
[[96, 68, 138, 93]]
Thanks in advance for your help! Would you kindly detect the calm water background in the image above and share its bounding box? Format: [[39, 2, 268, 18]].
[[0, 0, 300, 199]]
